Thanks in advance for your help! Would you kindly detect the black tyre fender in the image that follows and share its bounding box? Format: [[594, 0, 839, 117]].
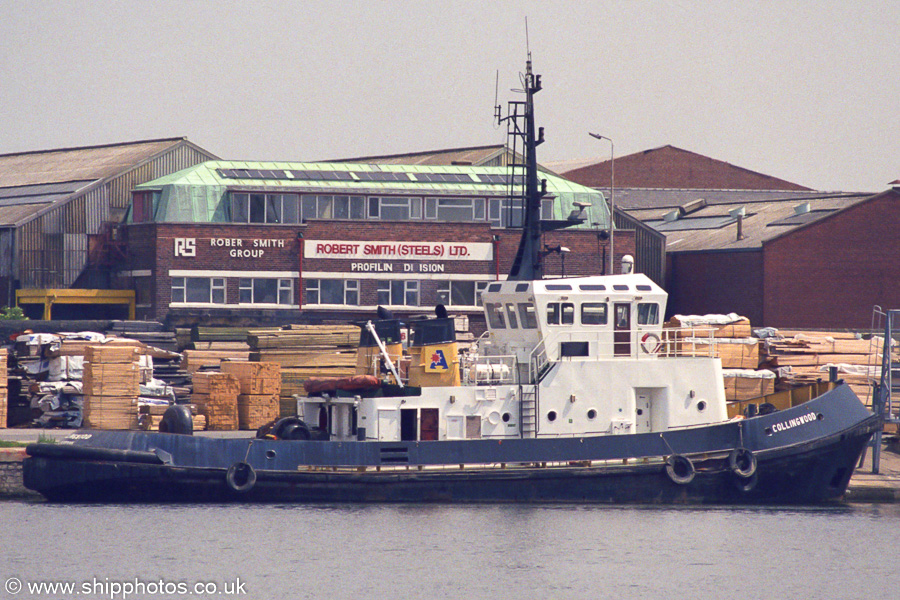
[[225, 462, 257, 493], [665, 454, 695, 485], [158, 404, 193, 435], [733, 471, 759, 493], [273, 417, 311, 440], [728, 447, 757, 479]]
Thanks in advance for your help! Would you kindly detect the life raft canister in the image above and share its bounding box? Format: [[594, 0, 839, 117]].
[[640, 332, 662, 354]]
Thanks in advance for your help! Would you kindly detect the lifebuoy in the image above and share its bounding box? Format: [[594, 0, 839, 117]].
[[225, 462, 257, 493], [640, 332, 662, 354], [665, 454, 695, 485], [728, 448, 757, 478]]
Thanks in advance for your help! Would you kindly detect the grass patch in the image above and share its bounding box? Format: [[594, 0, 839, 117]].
[[0, 440, 28, 448]]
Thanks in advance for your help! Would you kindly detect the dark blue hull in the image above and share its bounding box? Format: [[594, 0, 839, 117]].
[[23, 384, 879, 504]]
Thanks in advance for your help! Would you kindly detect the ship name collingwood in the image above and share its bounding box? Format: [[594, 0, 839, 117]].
[[770, 413, 817, 434]]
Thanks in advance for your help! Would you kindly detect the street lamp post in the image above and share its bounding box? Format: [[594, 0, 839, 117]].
[[588, 133, 614, 275]]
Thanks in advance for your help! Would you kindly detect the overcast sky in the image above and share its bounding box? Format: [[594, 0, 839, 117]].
[[1, 0, 897, 192]]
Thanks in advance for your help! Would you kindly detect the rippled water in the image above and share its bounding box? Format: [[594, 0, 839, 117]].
[[3, 501, 898, 600]]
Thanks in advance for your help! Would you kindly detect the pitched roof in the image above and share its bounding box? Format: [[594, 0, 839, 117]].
[[560, 145, 812, 191], [0, 137, 194, 188], [333, 144, 510, 166], [627, 192, 871, 252]]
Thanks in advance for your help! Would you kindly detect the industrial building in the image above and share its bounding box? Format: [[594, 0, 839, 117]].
[[121, 160, 631, 326], [0, 138, 217, 319], [560, 145, 889, 328]]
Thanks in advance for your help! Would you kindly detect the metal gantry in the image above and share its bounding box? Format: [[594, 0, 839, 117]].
[[865, 307, 900, 473]]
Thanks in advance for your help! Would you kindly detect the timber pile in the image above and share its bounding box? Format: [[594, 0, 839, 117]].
[[761, 330, 883, 401], [246, 325, 359, 417], [82, 345, 140, 430], [181, 349, 251, 373], [107, 320, 177, 353], [221, 361, 281, 429], [0, 349, 7, 427], [192, 372, 240, 430], [666, 313, 760, 370]]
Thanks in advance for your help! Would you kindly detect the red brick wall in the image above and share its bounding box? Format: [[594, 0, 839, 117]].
[[763, 190, 900, 329], [666, 250, 764, 326], [122, 220, 634, 322]]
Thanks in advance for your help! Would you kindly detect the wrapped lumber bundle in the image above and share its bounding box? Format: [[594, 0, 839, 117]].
[[665, 313, 752, 339], [722, 369, 776, 402], [237, 393, 279, 430], [191, 372, 239, 430], [0, 348, 7, 428], [761, 329, 883, 400]]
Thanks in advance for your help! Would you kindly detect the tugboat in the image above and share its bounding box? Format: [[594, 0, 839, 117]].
[[23, 57, 880, 504]]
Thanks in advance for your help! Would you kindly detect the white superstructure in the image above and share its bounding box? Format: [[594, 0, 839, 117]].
[[299, 272, 730, 443]]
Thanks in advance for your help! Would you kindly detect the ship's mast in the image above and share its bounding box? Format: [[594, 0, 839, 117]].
[[504, 56, 544, 281]]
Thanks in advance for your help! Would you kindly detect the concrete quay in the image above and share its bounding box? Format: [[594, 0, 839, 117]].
[[3, 429, 900, 503]]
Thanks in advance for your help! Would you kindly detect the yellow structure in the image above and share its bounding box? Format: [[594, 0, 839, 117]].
[[16, 289, 135, 320], [408, 341, 461, 387]]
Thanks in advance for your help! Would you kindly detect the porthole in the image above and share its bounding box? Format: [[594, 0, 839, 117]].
[[547, 411, 557, 422], [697, 401, 707, 412], [587, 409, 597, 420], [764, 427, 773, 436], [265, 449, 277, 459], [817, 413, 824, 421], [502, 412, 511, 423]]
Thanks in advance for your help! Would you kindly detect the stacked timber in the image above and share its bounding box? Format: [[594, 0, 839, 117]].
[[221, 361, 281, 430], [0, 349, 7, 427], [107, 320, 178, 353], [82, 345, 140, 430], [247, 325, 359, 417], [191, 372, 240, 431], [666, 314, 770, 405], [761, 330, 883, 401], [181, 349, 251, 374], [665, 313, 760, 370]]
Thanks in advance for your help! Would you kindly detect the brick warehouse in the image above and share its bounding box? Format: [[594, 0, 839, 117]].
[[122, 161, 634, 327]]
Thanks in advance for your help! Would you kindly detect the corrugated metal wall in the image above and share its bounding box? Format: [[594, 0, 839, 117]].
[[615, 210, 666, 286], [17, 142, 215, 289]]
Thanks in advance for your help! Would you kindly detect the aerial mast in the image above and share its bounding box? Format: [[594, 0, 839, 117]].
[[505, 54, 545, 281]]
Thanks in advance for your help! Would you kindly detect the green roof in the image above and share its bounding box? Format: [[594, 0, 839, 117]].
[[135, 160, 610, 228]]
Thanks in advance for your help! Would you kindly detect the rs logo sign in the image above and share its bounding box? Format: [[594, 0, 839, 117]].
[[174, 238, 196, 257]]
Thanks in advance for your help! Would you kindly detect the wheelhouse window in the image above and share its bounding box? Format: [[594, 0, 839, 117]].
[[638, 303, 660, 325], [517, 303, 538, 329], [369, 197, 422, 220], [231, 193, 299, 224], [171, 277, 225, 304], [377, 280, 419, 306], [485, 302, 506, 329], [436, 281, 489, 306], [582, 302, 608, 325], [305, 279, 359, 305], [547, 302, 575, 325], [239, 278, 294, 305], [505, 304, 519, 329]]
